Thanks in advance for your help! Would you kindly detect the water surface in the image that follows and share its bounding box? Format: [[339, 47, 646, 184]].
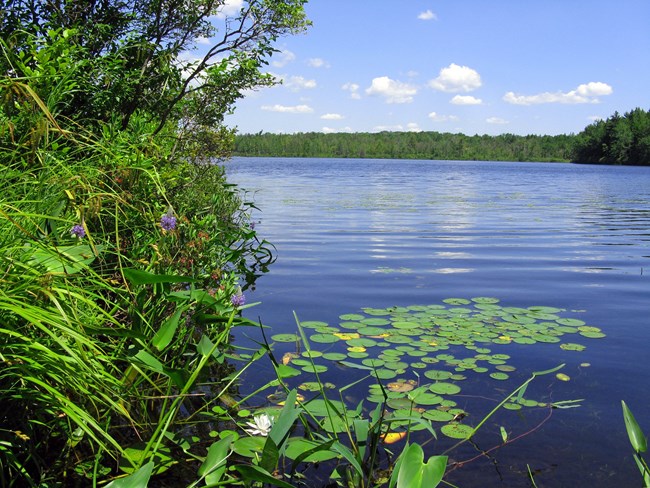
[[227, 157, 650, 487]]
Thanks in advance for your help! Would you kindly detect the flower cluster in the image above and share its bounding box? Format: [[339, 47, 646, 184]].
[[70, 224, 86, 239], [231, 292, 246, 307], [160, 213, 177, 231]]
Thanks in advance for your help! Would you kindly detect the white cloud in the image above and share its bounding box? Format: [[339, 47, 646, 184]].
[[503, 81, 613, 105], [450, 95, 482, 105], [576, 81, 613, 97], [588, 115, 604, 122], [373, 124, 406, 132], [261, 104, 313, 113], [272, 50, 296, 68], [322, 126, 353, 133], [307, 58, 330, 68], [195, 36, 211, 45], [342, 82, 361, 99], [285, 75, 317, 91], [418, 10, 437, 20], [486, 117, 509, 124], [215, 0, 244, 18], [321, 113, 344, 120], [428, 112, 459, 122], [365, 76, 418, 103], [406, 122, 422, 132], [429, 63, 482, 93]]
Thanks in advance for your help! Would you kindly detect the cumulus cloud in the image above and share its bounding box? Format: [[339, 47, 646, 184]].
[[503, 81, 613, 105], [342, 82, 361, 99], [406, 122, 422, 132], [418, 10, 437, 20], [486, 117, 509, 125], [365, 76, 418, 103], [428, 112, 460, 122], [450, 95, 482, 105], [576, 82, 613, 97], [321, 113, 344, 120], [195, 36, 211, 45], [322, 126, 353, 133], [429, 63, 482, 93], [284, 75, 317, 91], [261, 104, 313, 113], [307, 58, 330, 68], [271, 50, 296, 68], [214, 0, 243, 18]]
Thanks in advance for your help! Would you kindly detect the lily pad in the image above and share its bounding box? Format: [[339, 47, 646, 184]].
[[271, 333, 299, 343], [441, 423, 474, 439], [310, 333, 339, 344], [429, 383, 461, 395]]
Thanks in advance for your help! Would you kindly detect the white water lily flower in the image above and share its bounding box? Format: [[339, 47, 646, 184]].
[[244, 413, 273, 437]]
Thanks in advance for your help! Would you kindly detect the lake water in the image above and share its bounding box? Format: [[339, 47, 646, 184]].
[[226, 157, 650, 487]]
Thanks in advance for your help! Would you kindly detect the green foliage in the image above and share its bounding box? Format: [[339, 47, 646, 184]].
[[572, 108, 650, 165], [0, 0, 309, 484], [1, 0, 310, 135], [622, 401, 650, 486], [234, 130, 575, 162]]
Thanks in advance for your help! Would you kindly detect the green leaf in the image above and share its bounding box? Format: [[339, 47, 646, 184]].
[[331, 441, 364, 479], [422, 455, 447, 487], [232, 464, 294, 488], [268, 389, 302, 448], [152, 306, 185, 351], [198, 436, 232, 484], [123, 268, 193, 285], [260, 436, 280, 474], [623, 401, 648, 453], [28, 244, 101, 274], [197, 334, 214, 357], [396, 443, 424, 488], [105, 462, 154, 488]]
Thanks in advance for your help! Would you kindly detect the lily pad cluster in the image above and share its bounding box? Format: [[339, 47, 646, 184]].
[[269, 298, 605, 439]]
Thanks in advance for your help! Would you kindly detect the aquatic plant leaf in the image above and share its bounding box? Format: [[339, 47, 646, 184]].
[[560, 343, 586, 351], [309, 333, 339, 343], [284, 438, 339, 462], [440, 423, 474, 439], [271, 333, 300, 343], [198, 436, 232, 484], [322, 352, 348, 361], [423, 409, 455, 422], [411, 392, 444, 406], [556, 373, 570, 381], [622, 401, 648, 453], [340, 314, 365, 321], [106, 461, 155, 487], [428, 383, 461, 395], [490, 372, 509, 380], [301, 364, 328, 374], [300, 321, 329, 328], [424, 370, 452, 381]]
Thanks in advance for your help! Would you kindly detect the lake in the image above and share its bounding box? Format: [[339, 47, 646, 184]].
[[226, 157, 650, 487]]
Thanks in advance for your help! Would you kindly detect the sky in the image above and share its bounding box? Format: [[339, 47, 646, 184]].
[[219, 0, 650, 136]]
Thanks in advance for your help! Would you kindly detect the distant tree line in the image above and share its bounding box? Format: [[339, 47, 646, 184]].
[[571, 108, 650, 165], [233, 108, 650, 165], [234, 131, 575, 162]]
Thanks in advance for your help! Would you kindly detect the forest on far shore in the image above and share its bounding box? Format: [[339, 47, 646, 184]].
[[233, 107, 650, 165]]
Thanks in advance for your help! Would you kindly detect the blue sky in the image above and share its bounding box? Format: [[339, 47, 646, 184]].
[[220, 0, 650, 136]]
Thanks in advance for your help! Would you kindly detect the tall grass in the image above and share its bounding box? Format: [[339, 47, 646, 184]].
[[0, 72, 269, 485]]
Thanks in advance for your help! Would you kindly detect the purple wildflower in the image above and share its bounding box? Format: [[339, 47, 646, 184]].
[[231, 293, 246, 307], [160, 213, 177, 231], [70, 224, 85, 239]]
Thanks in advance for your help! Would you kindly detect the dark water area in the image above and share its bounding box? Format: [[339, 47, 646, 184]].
[[226, 157, 650, 487]]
